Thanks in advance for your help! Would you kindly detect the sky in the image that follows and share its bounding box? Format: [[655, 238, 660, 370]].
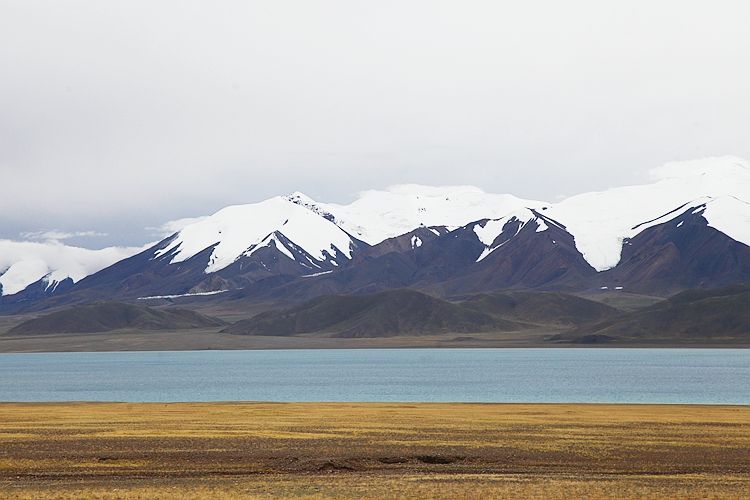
[[2, 1, 750, 247]]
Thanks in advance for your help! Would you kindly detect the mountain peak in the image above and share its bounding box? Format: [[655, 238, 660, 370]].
[[3, 157, 750, 300], [154, 196, 356, 274]]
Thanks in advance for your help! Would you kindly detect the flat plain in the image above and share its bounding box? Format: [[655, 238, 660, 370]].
[[0, 403, 748, 498]]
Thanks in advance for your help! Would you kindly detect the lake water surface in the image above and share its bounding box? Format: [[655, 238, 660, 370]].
[[1, 348, 748, 404]]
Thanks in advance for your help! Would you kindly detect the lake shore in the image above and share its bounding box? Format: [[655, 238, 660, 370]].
[[1, 402, 748, 498], [2, 328, 750, 353]]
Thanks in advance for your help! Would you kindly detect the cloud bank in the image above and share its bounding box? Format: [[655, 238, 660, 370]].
[[0, 240, 147, 296], [1, 1, 749, 246]]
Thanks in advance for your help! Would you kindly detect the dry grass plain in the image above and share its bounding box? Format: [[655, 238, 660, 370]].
[[0, 403, 748, 498]]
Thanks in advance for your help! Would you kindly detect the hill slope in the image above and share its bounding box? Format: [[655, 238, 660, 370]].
[[222, 289, 517, 338], [222, 289, 619, 338], [459, 291, 621, 327], [554, 284, 750, 343], [7, 302, 225, 335]]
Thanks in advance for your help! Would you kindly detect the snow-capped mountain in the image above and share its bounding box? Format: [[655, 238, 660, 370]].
[[284, 157, 750, 274], [2, 156, 749, 308], [154, 196, 360, 274], [543, 156, 750, 271], [286, 185, 544, 245], [0, 240, 143, 297], [36, 196, 370, 302]]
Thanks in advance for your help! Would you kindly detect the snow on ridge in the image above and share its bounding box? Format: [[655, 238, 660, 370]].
[[473, 220, 506, 247], [154, 196, 356, 274], [627, 194, 750, 248], [137, 290, 228, 300], [309, 184, 545, 245], [287, 159, 748, 271], [159, 159, 750, 278], [545, 157, 750, 271], [472, 209, 543, 262], [283, 191, 337, 222], [700, 196, 750, 247], [0, 240, 144, 296], [7, 157, 749, 296]]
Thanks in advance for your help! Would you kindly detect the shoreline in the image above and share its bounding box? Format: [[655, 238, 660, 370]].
[[2, 336, 749, 353], [0, 400, 750, 409]]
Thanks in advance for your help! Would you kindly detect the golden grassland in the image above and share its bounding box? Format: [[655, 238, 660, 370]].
[[0, 403, 748, 498]]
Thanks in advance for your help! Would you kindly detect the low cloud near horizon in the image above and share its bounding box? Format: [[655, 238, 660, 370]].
[[2, 1, 750, 246]]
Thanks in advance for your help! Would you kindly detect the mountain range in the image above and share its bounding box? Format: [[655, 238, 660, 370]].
[[2, 156, 750, 312]]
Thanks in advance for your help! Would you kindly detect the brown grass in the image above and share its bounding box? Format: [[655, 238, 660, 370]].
[[0, 403, 748, 498]]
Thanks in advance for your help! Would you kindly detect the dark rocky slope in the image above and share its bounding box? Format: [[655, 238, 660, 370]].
[[601, 207, 750, 294]]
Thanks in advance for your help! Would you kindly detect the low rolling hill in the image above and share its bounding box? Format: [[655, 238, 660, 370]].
[[552, 284, 750, 344], [222, 289, 519, 338], [458, 291, 621, 327], [7, 302, 226, 335], [222, 289, 621, 338]]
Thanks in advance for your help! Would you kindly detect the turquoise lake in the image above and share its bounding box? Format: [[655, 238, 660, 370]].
[[1, 348, 748, 404]]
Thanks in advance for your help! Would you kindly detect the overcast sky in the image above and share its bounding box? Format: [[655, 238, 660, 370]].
[[2, 1, 750, 247]]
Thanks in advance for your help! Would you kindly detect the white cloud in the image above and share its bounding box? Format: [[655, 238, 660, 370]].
[[648, 156, 750, 181], [20, 230, 107, 242], [1, 1, 749, 246], [0, 239, 148, 296], [148, 216, 210, 238]]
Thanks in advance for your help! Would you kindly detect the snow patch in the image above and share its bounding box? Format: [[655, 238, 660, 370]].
[[137, 290, 228, 300], [535, 219, 549, 232], [473, 219, 507, 246], [301, 270, 334, 278], [473, 209, 544, 262]]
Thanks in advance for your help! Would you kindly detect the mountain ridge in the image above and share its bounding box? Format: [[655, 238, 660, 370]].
[[2, 156, 749, 308]]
